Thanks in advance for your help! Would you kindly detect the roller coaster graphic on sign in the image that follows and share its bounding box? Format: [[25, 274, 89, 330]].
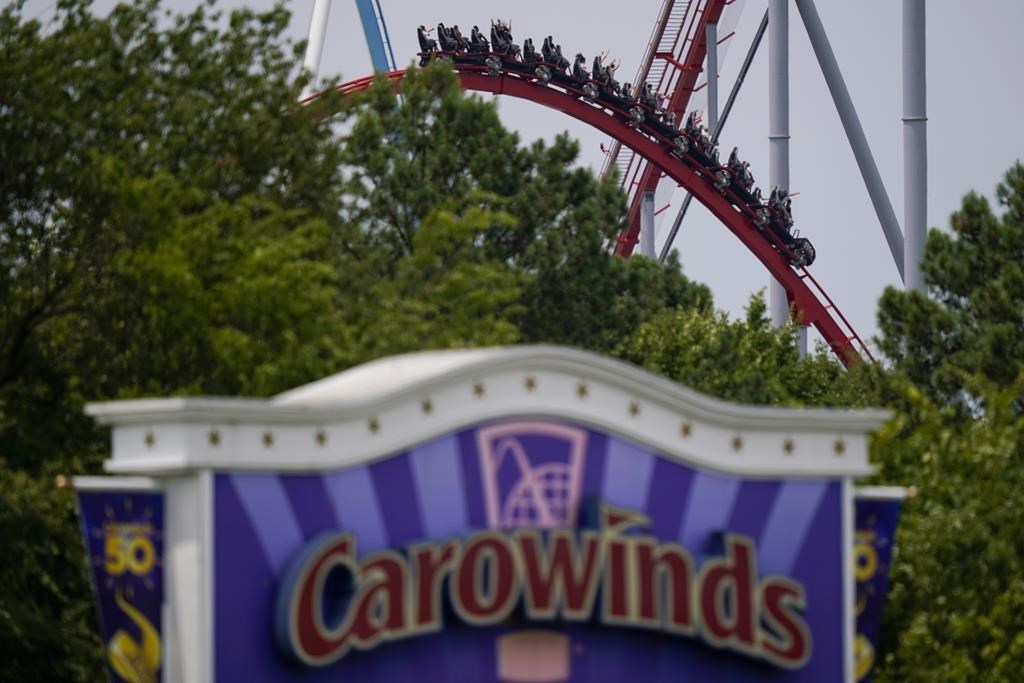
[[306, 62, 872, 367], [477, 421, 587, 530]]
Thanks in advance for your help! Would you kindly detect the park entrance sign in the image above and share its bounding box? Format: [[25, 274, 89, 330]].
[[82, 346, 887, 683]]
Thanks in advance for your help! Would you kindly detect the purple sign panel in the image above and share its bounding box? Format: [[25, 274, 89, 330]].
[[853, 497, 903, 681], [214, 419, 846, 682], [77, 489, 164, 683]]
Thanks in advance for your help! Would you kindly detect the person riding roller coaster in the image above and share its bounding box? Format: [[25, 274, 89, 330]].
[[490, 20, 520, 57], [606, 58, 622, 96], [541, 36, 554, 62], [683, 110, 717, 163], [417, 26, 437, 64], [591, 53, 623, 97], [728, 147, 755, 193], [592, 53, 605, 83], [469, 25, 489, 53], [640, 82, 657, 110], [552, 43, 570, 71], [437, 23, 458, 52], [538, 36, 569, 71], [768, 187, 794, 228], [572, 53, 590, 83], [452, 25, 470, 52], [522, 38, 539, 63], [764, 187, 814, 266]]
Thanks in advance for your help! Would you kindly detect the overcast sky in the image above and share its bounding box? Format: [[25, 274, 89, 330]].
[[25, 0, 1024, 351]]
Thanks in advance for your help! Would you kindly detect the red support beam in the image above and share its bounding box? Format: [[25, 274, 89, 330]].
[[617, 0, 733, 257]]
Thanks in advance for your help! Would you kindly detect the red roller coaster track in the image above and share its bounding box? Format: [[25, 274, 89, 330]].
[[318, 65, 871, 367]]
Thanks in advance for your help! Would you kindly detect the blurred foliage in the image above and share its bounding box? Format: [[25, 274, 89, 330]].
[[0, 0, 353, 676], [615, 293, 871, 406]]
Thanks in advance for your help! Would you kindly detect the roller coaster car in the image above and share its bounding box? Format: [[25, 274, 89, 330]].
[[580, 74, 627, 106], [621, 87, 676, 138], [669, 131, 694, 157], [540, 37, 572, 71], [773, 229, 815, 268], [495, 47, 569, 87], [679, 111, 717, 168], [791, 236, 816, 267], [713, 148, 758, 199], [490, 23, 520, 59], [469, 26, 490, 53], [627, 104, 645, 128], [533, 58, 572, 85], [522, 38, 537, 62], [751, 189, 815, 267], [689, 136, 718, 170], [437, 24, 457, 52], [755, 210, 816, 267]]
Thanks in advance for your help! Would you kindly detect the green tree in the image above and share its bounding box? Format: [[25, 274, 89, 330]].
[[0, 0, 353, 475], [332, 65, 711, 355], [353, 202, 526, 358], [615, 294, 871, 406], [0, 471, 98, 681], [871, 163, 1024, 681], [877, 162, 1024, 408], [872, 380, 1024, 682], [1, 2, 353, 677]]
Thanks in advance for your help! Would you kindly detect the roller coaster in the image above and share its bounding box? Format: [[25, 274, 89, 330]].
[[305, 6, 876, 367], [416, 22, 815, 272]]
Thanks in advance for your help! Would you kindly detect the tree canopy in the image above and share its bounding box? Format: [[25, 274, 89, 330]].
[[877, 163, 1024, 409], [870, 164, 1024, 682]]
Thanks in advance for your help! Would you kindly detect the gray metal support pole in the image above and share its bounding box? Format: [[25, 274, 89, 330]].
[[706, 23, 719, 132], [301, 0, 333, 98], [795, 0, 906, 280], [903, 0, 927, 293], [769, 0, 791, 330], [640, 192, 657, 258], [659, 10, 769, 263]]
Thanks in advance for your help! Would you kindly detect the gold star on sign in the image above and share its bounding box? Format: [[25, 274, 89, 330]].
[[628, 401, 640, 417], [577, 382, 588, 398], [262, 431, 274, 447], [834, 439, 846, 455], [421, 399, 433, 415], [368, 417, 380, 433], [783, 438, 795, 454], [524, 376, 537, 391], [208, 429, 221, 446], [144, 431, 155, 448], [315, 430, 327, 446], [681, 422, 693, 437], [731, 436, 743, 451], [473, 382, 485, 398]]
